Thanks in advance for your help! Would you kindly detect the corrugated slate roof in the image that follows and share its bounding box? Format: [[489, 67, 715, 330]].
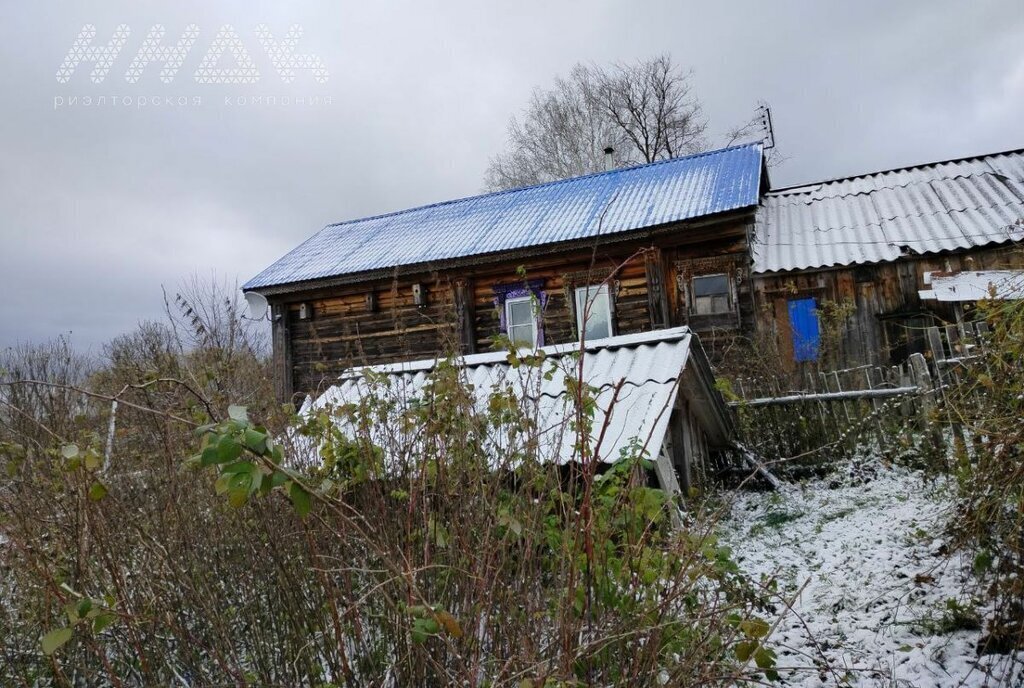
[[245, 143, 763, 290], [302, 327, 730, 468], [752, 148, 1024, 273]]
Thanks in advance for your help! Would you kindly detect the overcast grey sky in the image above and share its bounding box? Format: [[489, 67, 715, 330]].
[[1, 1, 1022, 350]]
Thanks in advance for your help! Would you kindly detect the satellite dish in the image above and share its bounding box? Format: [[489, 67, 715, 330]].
[[244, 291, 270, 321]]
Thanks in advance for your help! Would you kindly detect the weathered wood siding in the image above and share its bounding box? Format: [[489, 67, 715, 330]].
[[266, 216, 754, 401], [751, 245, 1024, 371], [281, 274, 459, 396]]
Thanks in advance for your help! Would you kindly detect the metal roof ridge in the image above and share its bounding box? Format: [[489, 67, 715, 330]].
[[322, 142, 764, 230], [766, 170, 1001, 204], [766, 146, 1024, 197]]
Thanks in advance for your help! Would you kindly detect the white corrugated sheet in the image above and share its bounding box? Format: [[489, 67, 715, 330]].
[[303, 328, 701, 467], [753, 149, 1024, 273], [919, 270, 1024, 302]]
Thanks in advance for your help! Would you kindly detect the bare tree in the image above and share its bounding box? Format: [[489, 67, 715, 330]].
[[484, 55, 709, 191]]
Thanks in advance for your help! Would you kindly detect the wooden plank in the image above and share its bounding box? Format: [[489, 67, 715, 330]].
[[925, 326, 945, 364], [944, 324, 961, 359]]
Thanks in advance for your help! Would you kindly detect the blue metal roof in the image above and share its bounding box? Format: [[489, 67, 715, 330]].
[[245, 142, 763, 291]]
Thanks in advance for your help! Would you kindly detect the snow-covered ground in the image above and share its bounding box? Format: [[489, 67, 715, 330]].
[[719, 462, 1023, 687]]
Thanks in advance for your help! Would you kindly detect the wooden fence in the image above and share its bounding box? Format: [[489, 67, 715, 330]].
[[723, 321, 999, 478]]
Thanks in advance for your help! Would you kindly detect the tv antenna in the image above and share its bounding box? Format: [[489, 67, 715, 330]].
[[758, 103, 775, 150]]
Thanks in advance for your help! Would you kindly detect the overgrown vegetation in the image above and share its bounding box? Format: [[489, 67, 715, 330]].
[[0, 278, 779, 686], [942, 295, 1024, 655]]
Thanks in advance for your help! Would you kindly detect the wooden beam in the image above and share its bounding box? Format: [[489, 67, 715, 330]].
[[454, 278, 477, 355], [271, 303, 294, 404], [645, 247, 671, 329]]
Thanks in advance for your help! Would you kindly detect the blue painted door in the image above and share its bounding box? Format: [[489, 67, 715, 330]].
[[788, 298, 820, 362]]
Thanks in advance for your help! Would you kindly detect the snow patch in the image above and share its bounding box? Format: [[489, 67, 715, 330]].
[[719, 463, 1023, 686]]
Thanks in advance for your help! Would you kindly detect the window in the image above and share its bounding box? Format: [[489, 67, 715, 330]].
[[691, 273, 731, 315], [504, 296, 538, 347], [574, 284, 613, 341]]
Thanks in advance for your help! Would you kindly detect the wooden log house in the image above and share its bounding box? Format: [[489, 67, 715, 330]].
[[245, 143, 768, 402], [244, 143, 1024, 402]]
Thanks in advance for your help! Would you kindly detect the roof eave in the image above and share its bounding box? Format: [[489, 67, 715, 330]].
[[245, 205, 759, 297]]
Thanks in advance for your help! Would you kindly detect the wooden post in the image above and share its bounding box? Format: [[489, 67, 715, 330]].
[[271, 302, 294, 404], [944, 324, 962, 359], [863, 367, 886, 450], [453, 279, 476, 355], [908, 353, 935, 413], [645, 248, 671, 330], [671, 408, 692, 494], [832, 371, 853, 423]]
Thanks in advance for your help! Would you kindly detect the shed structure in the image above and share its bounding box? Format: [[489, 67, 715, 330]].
[[302, 327, 733, 496], [750, 148, 1024, 368]]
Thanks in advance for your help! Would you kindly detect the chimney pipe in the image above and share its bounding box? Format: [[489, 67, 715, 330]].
[[603, 146, 614, 171]]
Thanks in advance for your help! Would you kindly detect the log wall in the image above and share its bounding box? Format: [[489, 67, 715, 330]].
[[266, 216, 755, 401]]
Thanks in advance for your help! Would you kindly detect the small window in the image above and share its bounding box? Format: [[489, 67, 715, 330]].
[[574, 284, 613, 341], [691, 273, 731, 315], [505, 296, 538, 348]]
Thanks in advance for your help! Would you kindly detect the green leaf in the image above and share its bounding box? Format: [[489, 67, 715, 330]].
[[288, 482, 312, 518], [411, 616, 440, 643], [92, 612, 115, 634], [243, 428, 268, 455], [740, 617, 771, 639], [75, 599, 93, 620], [734, 640, 757, 662], [217, 437, 244, 464], [214, 473, 232, 495], [754, 646, 776, 670], [228, 487, 249, 509], [973, 550, 994, 575], [270, 470, 289, 488], [84, 450, 102, 471], [228, 405, 249, 422], [61, 444, 79, 459], [88, 482, 108, 502], [200, 444, 220, 467], [41, 627, 73, 655], [222, 460, 255, 476]]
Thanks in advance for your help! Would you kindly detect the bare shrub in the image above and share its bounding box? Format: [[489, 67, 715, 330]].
[[0, 330, 780, 685], [942, 295, 1024, 660]]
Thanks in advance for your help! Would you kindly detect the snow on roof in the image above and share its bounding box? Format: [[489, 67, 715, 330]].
[[919, 269, 1024, 302], [302, 327, 731, 468], [245, 143, 763, 291], [753, 148, 1024, 273]]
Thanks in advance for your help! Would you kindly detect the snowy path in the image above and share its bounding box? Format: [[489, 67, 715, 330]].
[[719, 464, 1021, 687]]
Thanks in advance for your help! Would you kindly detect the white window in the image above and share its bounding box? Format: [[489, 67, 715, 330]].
[[574, 284, 613, 341], [504, 296, 538, 347], [691, 273, 731, 315]]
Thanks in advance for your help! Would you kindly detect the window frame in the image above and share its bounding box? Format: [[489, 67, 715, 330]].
[[504, 294, 539, 348], [689, 272, 733, 316], [574, 283, 614, 342]]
